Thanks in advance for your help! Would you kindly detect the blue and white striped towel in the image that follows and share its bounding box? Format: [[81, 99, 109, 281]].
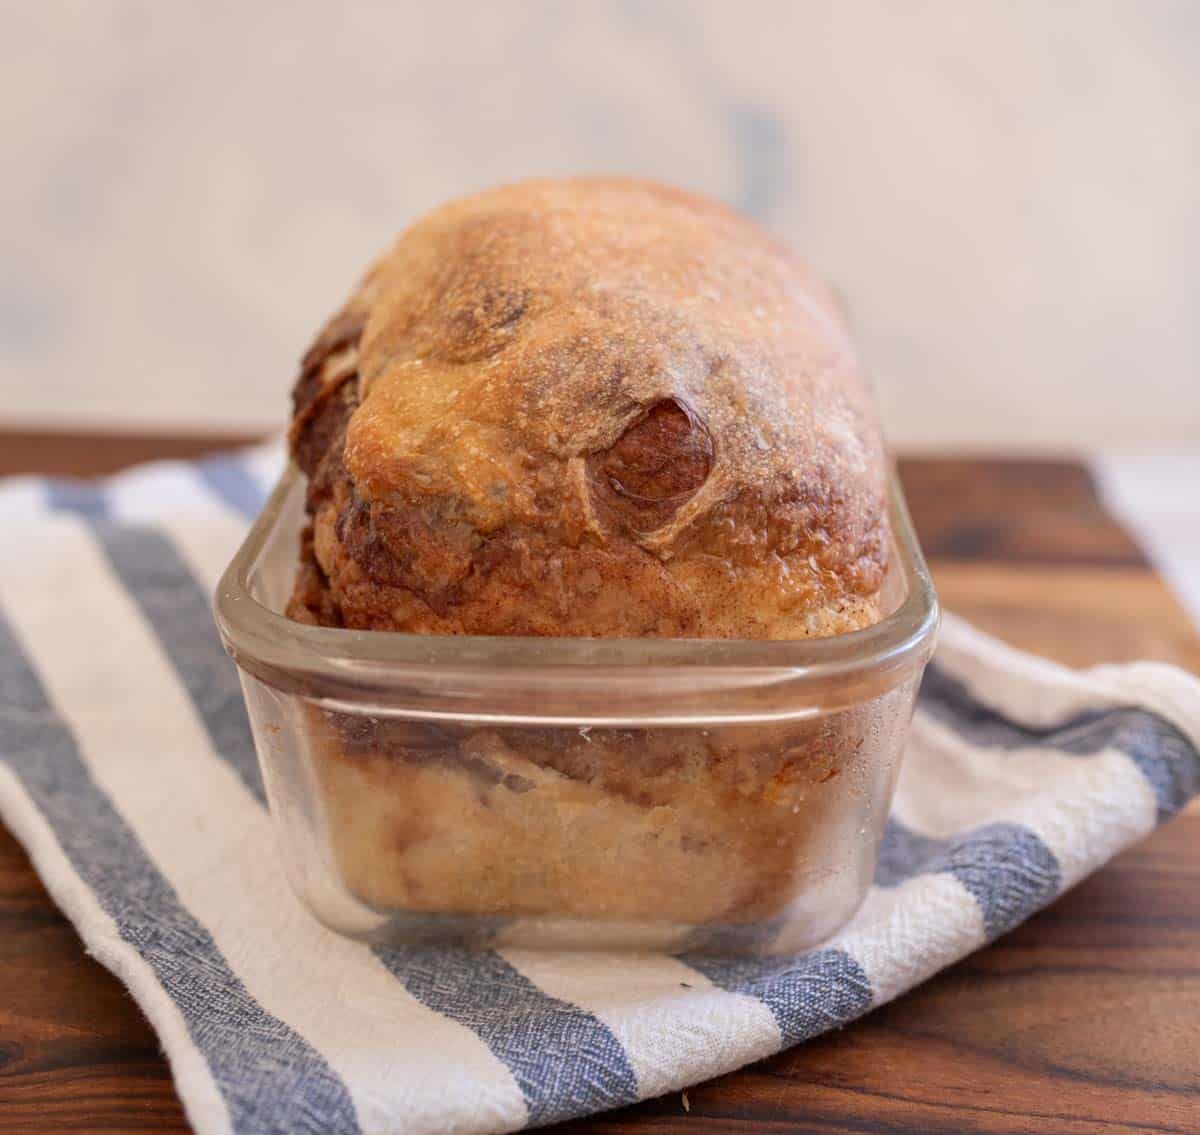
[[1, 442, 1198, 1135]]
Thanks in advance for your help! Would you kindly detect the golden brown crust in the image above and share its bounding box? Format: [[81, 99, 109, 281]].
[[286, 177, 888, 639]]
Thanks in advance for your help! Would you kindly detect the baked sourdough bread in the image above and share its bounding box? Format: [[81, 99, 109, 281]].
[[284, 179, 896, 930], [287, 178, 888, 639]]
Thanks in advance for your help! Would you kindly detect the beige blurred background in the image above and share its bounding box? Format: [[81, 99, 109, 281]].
[[3, 0, 1197, 451]]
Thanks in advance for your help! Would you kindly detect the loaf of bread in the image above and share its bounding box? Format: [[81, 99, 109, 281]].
[[284, 179, 894, 933], [287, 178, 888, 639]]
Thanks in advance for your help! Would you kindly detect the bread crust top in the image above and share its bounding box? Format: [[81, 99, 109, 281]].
[[288, 177, 888, 638]]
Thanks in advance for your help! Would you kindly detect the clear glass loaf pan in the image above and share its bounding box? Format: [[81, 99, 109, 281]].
[[214, 465, 938, 956]]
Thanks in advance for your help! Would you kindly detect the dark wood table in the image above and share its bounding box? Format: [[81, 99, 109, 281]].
[[2, 430, 1197, 1133]]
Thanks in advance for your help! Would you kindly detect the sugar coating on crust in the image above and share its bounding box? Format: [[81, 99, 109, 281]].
[[287, 177, 888, 639]]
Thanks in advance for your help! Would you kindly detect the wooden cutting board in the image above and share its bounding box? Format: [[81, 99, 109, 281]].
[[1, 433, 1197, 1134]]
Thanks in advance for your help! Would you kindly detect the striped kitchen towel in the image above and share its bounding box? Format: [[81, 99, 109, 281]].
[[1, 442, 1198, 1135]]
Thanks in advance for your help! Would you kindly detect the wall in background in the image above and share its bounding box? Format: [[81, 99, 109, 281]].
[[3, 1, 1198, 450]]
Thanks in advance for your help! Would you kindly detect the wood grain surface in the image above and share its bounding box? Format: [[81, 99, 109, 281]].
[[0, 431, 1197, 1134]]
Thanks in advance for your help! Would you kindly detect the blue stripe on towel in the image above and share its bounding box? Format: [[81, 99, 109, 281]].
[[0, 606, 361, 1135], [196, 455, 268, 519], [876, 820, 1061, 940], [92, 524, 264, 800], [919, 663, 1200, 819], [45, 478, 109, 518], [90, 521, 639, 1120], [686, 949, 873, 1045], [375, 947, 639, 1125]]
